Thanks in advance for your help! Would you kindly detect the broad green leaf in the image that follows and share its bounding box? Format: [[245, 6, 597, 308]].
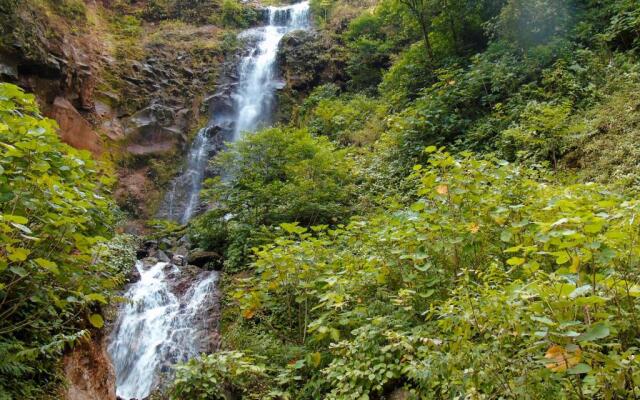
[[507, 257, 525, 266], [500, 230, 513, 242], [577, 322, 609, 342], [567, 363, 591, 375], [35, 258, 59, 274], [3, 214, 28, 224], [85, 293, 108, 304], [7, 247, 30, 262], [9, 266, 27, 277]]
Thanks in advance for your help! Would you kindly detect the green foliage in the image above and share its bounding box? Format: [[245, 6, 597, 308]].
[[306, 93, 388, 146], [142, 0, 257, 26], [171, 351, 269, 400], [171, 0, 640, 398], [187, 149, 640, 399], [341, 0, 416, 91], [216, 0, 259, 29], [0, 84, 133, 397], [500, 99, 582, 168], [50, 0, 86, 20], [379, 41, 436, 107], [492, 0, 571, 50], [190, 127, 356, 270]]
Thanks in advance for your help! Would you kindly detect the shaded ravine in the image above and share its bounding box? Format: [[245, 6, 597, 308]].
[[107, 3, 311, 399]]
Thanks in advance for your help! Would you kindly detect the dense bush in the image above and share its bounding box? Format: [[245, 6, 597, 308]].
[[0, 84, 134, 398], [306, 93, 387, 146], [181, 149, 640, 399], [190, 127, 357, 270], [165, 0, 640, 398]]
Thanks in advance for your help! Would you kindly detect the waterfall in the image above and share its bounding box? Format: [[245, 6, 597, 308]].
[[108, 262, 218, 399], [109, 2, 311, 399], [233, 1, 311, 140], [158, 1, 310, 223]]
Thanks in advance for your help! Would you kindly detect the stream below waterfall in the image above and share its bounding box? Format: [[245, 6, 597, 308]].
[[107, 2, 311, 399]]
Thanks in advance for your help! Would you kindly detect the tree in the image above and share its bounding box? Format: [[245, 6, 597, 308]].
[[191, 127, 357, 270], [399, 0, 436, 59]]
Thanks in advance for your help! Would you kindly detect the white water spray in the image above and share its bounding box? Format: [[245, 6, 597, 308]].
[[108, 262, 218, 399]]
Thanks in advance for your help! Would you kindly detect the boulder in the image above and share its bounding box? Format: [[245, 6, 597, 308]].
[[50, 97, 102, 156], [187, 251, 223, 269], [122, 104, 189, 156], [171, 254, 186, 266], [277, 30, 326, 90], [157, 250, 171, 263]]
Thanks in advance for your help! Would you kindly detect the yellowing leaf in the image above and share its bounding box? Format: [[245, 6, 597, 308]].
[[2, 214, 28, 224], [555, 252, 570, 265], [89, 314, 104, 329], [280, 222, 307, 235], [468, 223, 480, 233], [85, 293, 108, 304], [569, 256, 580, 273], [242, 308, 256, 319], [35, 258, 59, 274], [584, 223, 603, 234], [308, 352, 321, 367], [7, 247, 30, 262], [436, 184, 449, 195], [545, 345, 581, 372], [507, 257, 525, 266]]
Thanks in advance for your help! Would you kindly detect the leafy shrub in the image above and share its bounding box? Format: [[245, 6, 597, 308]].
[[171, 351, 269, 400], [306, 94, 387, 146], [51, 0, 86, 20], [0, 84, 129, 397], [191, 127, 357, 270], [188, 149, 640, 399], [379, 41, 436, 108], [216, 0, 259, 29], [500, 99, 581, 168], [492, 0, 571, 51]]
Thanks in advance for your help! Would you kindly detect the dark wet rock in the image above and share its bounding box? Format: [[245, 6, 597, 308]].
[[0, 60, 18, 79], [157, 250, 171, 263], [136, 248, 149, 259], [187, 251, 223, 269], [277, 30, 327, 91]]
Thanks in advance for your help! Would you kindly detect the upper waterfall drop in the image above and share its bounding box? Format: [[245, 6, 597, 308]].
[[157, 1, 310, 223], [109, 3, 312, 399], [233, 1, 311, 140]]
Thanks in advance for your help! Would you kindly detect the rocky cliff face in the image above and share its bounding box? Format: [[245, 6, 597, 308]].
[[63, 333, 116, 400], [0, 0, 236, 223]]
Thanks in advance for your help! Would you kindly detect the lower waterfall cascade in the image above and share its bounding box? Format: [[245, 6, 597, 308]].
[[107, 2, 311, 399]]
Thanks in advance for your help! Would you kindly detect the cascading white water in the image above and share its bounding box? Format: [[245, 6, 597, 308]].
[[109, 3, 311, 399], [158, 1, 310, 223], [108, 262, 218, 399], [159, 126, 213, 224], [233, 1, 311, 140]]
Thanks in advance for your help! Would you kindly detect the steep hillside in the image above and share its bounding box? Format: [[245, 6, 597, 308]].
[[1, 0, 640, 399], [0, 0, 259, 224]]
